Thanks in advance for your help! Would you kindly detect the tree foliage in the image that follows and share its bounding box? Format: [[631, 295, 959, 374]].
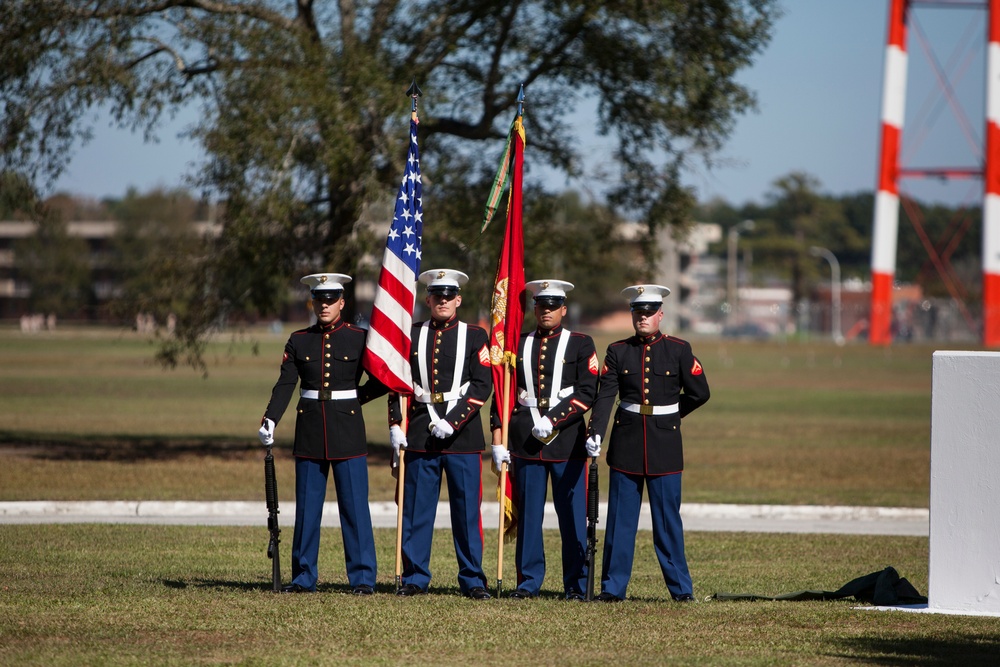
[[107, 188, 206, 320], [0, 171, 37, 219], [2, 171, 92, 317], [14, 214, 92, 318], [2, 0, 777, 363], [694, 171, 984, 303]]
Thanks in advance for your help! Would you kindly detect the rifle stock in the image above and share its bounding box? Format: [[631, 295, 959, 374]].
[[585, 457, 599, 601], [264, 445, 281, 592]]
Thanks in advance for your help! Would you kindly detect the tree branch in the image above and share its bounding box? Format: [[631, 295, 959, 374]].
[[366, 0, 400, 46], [68, 0, 299, 34]]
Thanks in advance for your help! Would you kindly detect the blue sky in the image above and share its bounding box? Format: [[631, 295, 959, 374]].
[[53, 1, 989, 208]]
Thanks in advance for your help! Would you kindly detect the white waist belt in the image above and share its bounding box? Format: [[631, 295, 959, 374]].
[[620, 401, 679, 416], [300, 388, 358, 401], [413, 382, 470, 404], [518, 385, 575, 408]]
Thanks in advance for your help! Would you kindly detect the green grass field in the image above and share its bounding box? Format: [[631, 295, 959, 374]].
[[3, 325, 998, 665], [2, 525, 998, 666], [1, 324, 943, 506]]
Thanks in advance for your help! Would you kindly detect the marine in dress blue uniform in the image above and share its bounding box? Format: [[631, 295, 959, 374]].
[[389, 269, 493, 600], [489, 280, 599, 600], [258, 273, 388, 595], [586, 284, 710, 602]]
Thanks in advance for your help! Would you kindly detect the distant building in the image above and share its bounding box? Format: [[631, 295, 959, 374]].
[[737, 286, 793, 336], [0, 220, 219, 321], [653, 223, 723, 334], [590, 221, 724, 334], [0, 220, 116, 320]]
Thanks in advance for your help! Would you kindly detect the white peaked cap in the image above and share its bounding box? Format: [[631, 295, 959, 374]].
[[525, 279, 574, 300], [418, 269, 469, 291], [621, 284, 671, 306], [301, 273, 352, 292]]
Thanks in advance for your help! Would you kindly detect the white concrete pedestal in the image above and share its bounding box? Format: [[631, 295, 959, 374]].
[[928, 351, 1000, 616]]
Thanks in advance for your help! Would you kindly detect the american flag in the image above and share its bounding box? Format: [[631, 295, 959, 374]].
[[362, 116, 423, 393]]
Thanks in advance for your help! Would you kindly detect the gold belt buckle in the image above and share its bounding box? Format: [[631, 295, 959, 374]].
[[639, 404, 654, 416], [537, 398, 549, 409], [318, 389, 332, 401], [432, 392, 445, 404], [538, 430, 559, 445]]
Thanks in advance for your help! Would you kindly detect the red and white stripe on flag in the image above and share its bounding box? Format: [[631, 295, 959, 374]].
[[362, 116, 423, 393]]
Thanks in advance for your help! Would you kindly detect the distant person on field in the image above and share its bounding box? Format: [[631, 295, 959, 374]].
[[258, 273, 388, 595], [586, 284, 710, 603], [490, 279, 598, 601]]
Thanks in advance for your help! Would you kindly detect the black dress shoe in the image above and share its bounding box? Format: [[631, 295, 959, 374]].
[[673, 593, 696, 603], [594, 592, 623, 603], [395, 583, 425, 597], [508, 589, 533, 600], [565, 590, 586, 601], [466, 586, 492, 600], [280, 583, 313, 594], [351, 584, 374, 596]]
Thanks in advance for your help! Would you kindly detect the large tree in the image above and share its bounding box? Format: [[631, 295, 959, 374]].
[[746, 171, 840, 308], [1, 0, 777, 361]]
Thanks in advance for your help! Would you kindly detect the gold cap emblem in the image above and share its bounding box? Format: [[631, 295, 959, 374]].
[[437, 270, 446, 279], [637, 286, 645, 295]]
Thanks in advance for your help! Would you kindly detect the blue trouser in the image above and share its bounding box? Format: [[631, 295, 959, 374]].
[[400, 450, 488, 594], [289, 456, 377, 591], [512, 457, 588, 595], [601, 469, 691, 600]]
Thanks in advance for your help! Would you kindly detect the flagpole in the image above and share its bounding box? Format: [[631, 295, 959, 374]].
[[394, 398, 408, 590], [496, 363, 512, 598], [392, 80, 422, 592], [488, 83, 526, 601]]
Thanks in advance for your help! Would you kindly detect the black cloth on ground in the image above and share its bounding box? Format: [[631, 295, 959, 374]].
[[712, 567, 927, 606]]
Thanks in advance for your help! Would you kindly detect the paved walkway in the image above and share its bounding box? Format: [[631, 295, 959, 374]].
[[0, 501, 929, 536]]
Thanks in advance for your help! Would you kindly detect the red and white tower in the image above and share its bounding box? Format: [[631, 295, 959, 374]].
[[985, 4, 1000, 345], [871, 0, 908, 346], [871, 0, 1000, 347]]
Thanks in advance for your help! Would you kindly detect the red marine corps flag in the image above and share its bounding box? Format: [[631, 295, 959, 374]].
[[488, 87, 526, 583], [488, 112, 526, 455]]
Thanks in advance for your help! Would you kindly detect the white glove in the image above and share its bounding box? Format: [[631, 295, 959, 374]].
[[430, 420, 455, 439], [390, 424, 408, 451], [258, 418, 275, 447], [491, 444, 510, 468], [531, 417, 554, 441], [585, 434, 602, 457], [389, 424, 407, 468]]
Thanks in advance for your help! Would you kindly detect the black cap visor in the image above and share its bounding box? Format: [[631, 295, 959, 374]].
[[534, 296, 566, 308], [312, 289, 343, 302], [427, 285, 460, 297], [630, 302, 661, 314]]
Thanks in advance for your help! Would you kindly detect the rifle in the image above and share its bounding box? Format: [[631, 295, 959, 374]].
[[264, 444, 282, 592], [585, 456, 599, 601]]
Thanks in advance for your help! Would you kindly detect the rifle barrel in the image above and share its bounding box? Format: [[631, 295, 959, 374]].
[[264, 447, 282, 592], [587, 459, 599, 523], [585, 457, 599, 601]]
